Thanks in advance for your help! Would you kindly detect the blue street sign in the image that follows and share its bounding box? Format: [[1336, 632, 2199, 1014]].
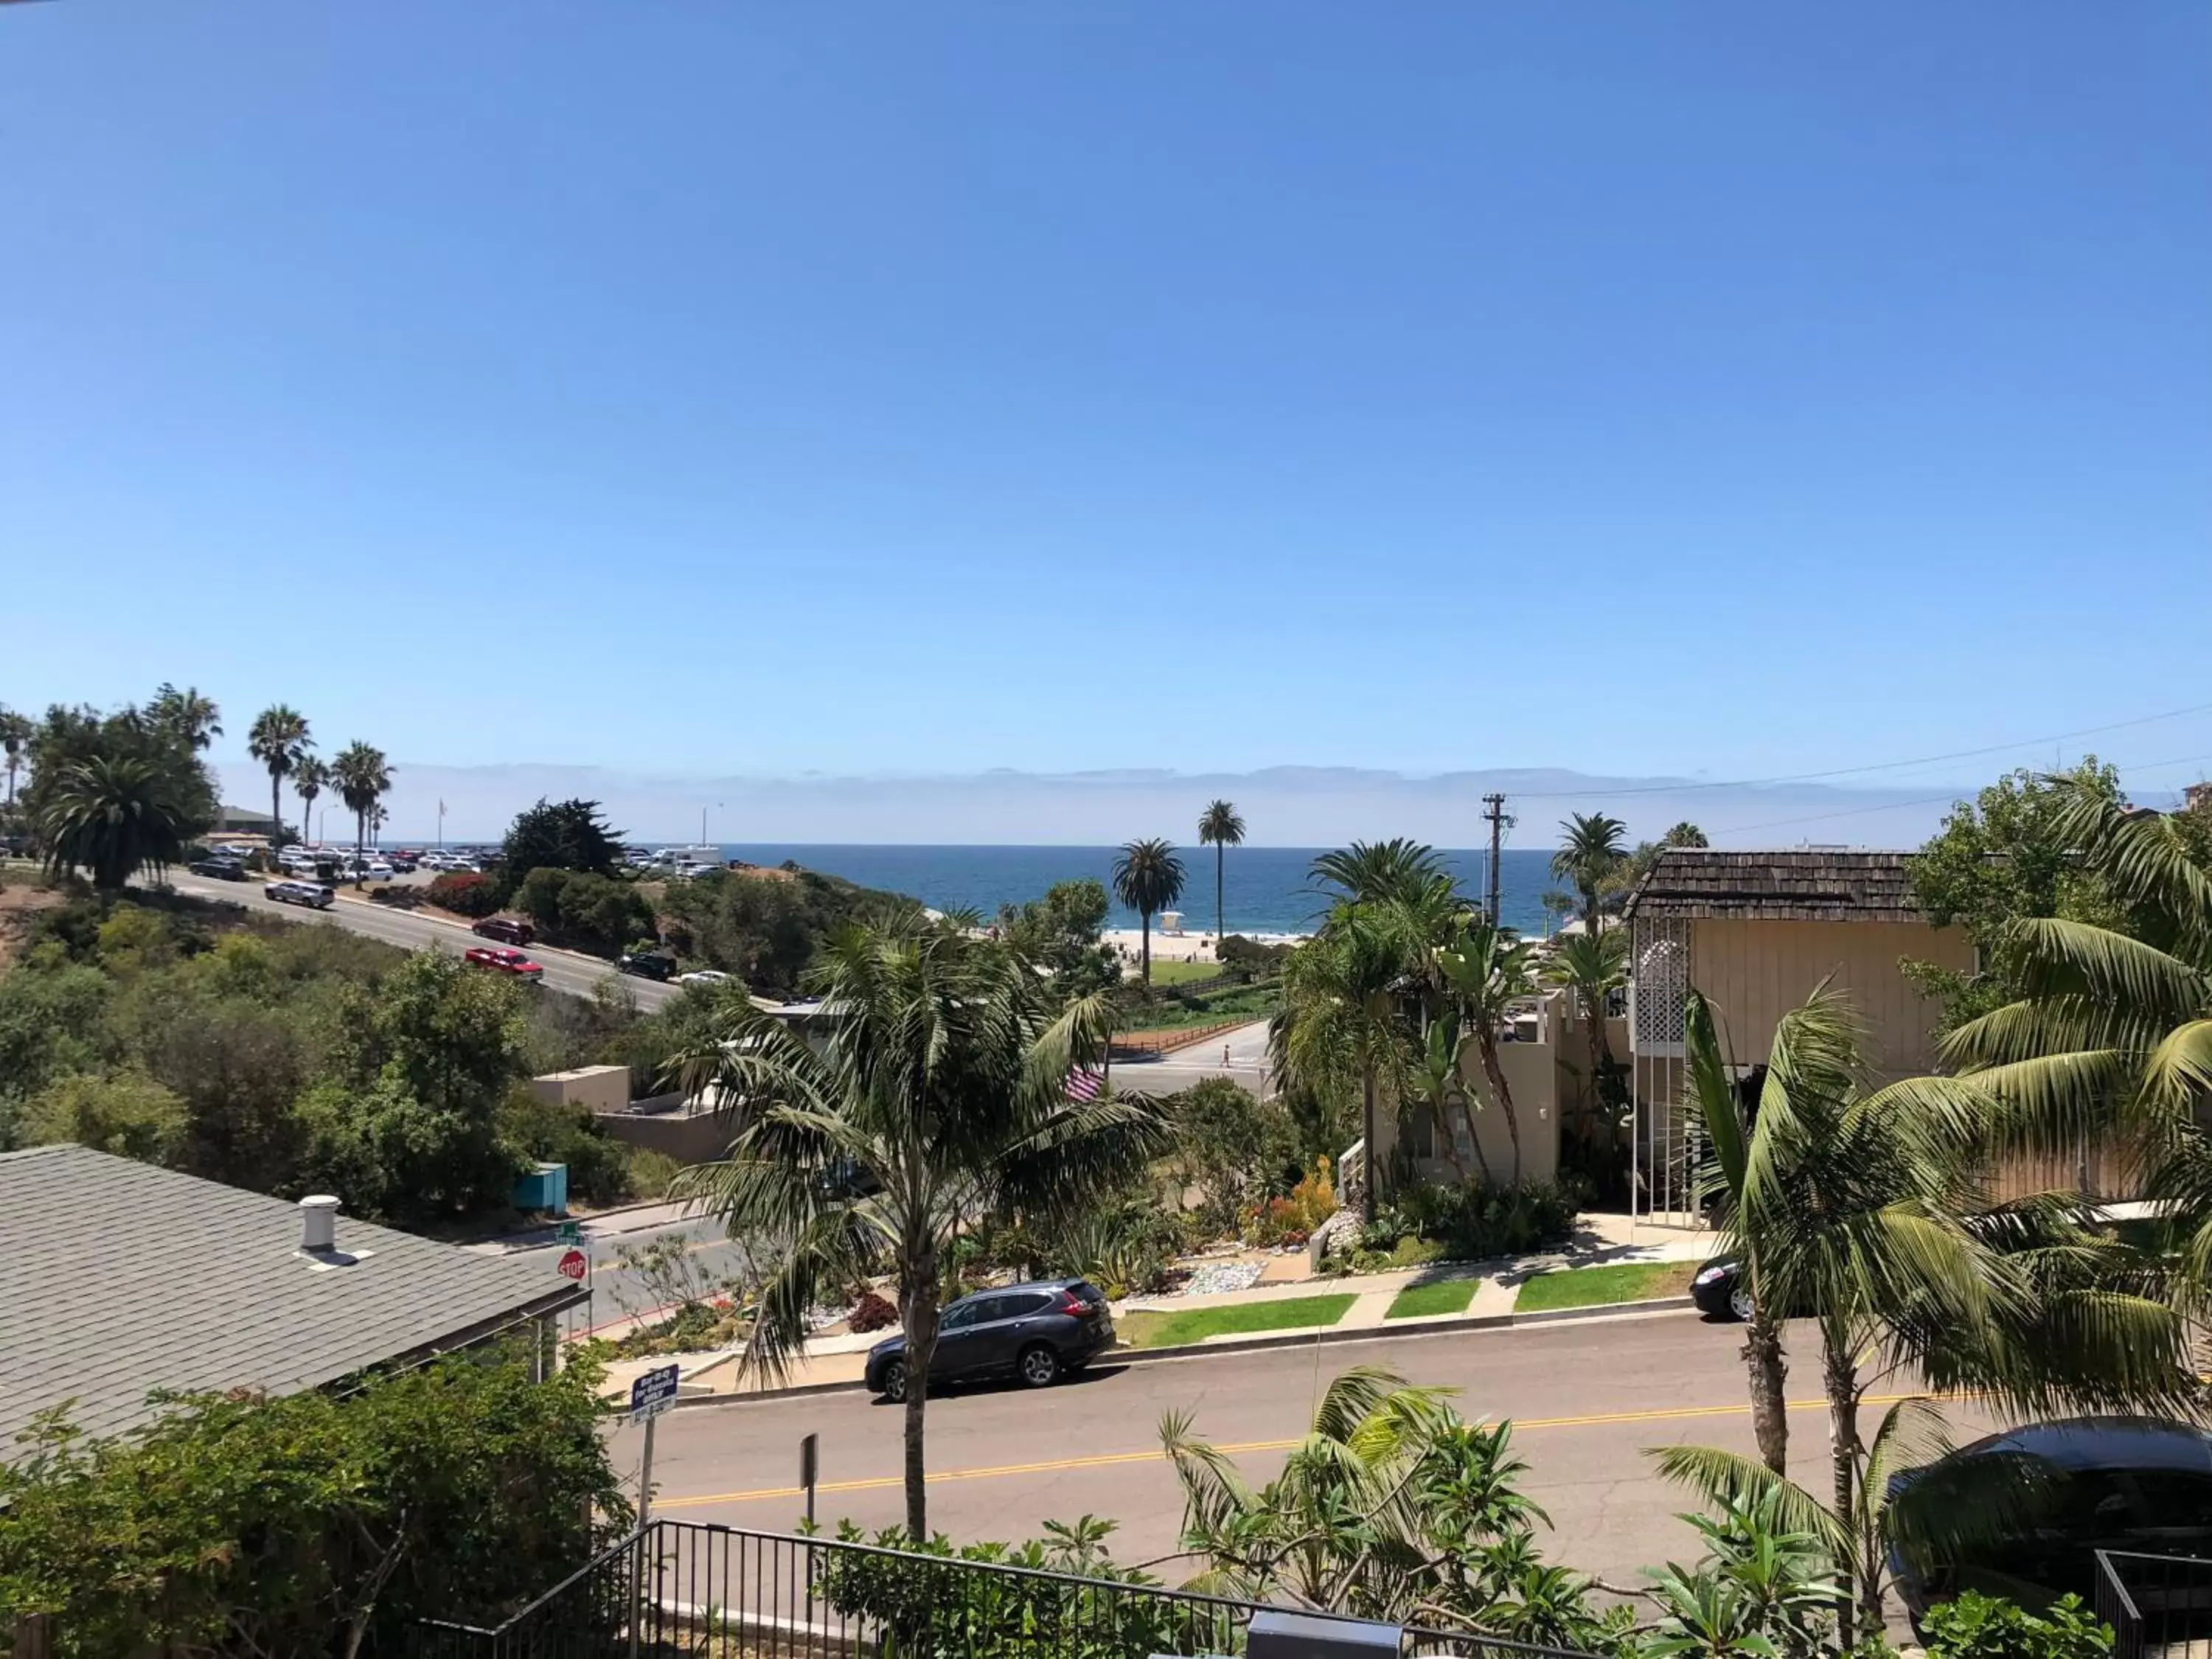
[[630, 1363, 681, 1422]]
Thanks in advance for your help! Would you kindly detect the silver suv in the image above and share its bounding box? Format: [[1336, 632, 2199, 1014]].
[[265, 879, 335, 910]]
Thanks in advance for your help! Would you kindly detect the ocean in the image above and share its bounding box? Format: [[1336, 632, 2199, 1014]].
[[709, 844, 1568, 937]]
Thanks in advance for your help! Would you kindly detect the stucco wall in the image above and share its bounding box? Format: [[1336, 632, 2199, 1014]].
[[529, 1065, 633, 1115], [1685, 917, 1973, 1079], [1376, 1027, 1560, 1189]]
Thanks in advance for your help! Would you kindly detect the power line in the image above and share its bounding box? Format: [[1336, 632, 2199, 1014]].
[[1526, 699, 2212, 800]]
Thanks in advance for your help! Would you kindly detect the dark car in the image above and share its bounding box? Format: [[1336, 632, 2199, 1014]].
[[385, 852, 419, 873], [472, 915, 535, 946], [189, 856, 248, 880], [1890, 1417, 2212, 1627], [618, 950, 678, 981], [1690, 1257, 1755, 1321], [863, 1280, 1114, 1402]]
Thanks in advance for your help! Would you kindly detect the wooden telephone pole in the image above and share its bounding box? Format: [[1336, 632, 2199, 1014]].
[[1481, 793, 1512, 923]]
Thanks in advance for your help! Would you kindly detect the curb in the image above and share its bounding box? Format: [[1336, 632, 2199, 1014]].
[[622, 1298, 1703, 1413]]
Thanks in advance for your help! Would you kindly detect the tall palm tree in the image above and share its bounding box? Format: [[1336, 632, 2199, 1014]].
[[149, 684, 223, 753], [1110, 838, 1186, 987], [1312, 838, 1449, 908], [1541, 929, 1628, 1153], [293, 756, 329, 848], [1197, 800, 1245, 945], [1550, 812, 1628, 930], [1275, 903, 1412, 1222], [36, 754, 198, 890], [330, 742, 391, 886], [1436, 914, 1536, 1183], [0, 706, 30, 809], [246, 705, 312, 847], [1671, 980, 2194, 1640], [668, 919, 1162, 1540]]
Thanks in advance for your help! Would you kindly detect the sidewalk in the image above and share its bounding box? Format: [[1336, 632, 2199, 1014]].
[[588, 1211, 1717, 1407]]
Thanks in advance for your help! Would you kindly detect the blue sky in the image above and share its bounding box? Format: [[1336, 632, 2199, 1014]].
[[4, 1, 2209, 814]]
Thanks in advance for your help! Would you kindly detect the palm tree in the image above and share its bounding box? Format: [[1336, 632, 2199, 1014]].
[[1550, 812, 1628, 930], [1436, 914, 1536, 1184], [1275, 903, 1412, 1222], [1312, 838, 1449, 908], [0, 706, 30, 809], [36, 754, 198, 890], [1197, 800, 1245, 944], [149, 684, 222, 753], [294, 756, 328, 848], [246, 705, 312, 847], [330, 742, 391, 885], [1541, 929, 1628, 1155], [1110, 838, 1186, 987], [1671, 980, 2194, 1640], [667, 919, 1164, 1540]]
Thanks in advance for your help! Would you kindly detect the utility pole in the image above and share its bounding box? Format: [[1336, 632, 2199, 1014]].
[[1482, 793, 1511, 924]]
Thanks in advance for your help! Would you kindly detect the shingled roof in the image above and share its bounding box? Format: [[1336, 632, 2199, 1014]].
[[0, 1144, 588, 1452], [1621, 848, 1927, 923]]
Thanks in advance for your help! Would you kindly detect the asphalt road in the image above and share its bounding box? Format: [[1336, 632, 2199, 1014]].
[[159, 869, 678, 1009], [1113, 1017, 1273, 1096], [612, 1312, 1996, 1590]]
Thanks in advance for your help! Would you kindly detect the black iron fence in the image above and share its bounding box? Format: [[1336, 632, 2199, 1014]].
[[2097, 1549, 2212, 1659], [411, 1520, 1601, 1659]]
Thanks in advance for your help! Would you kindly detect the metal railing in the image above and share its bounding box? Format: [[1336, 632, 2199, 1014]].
[[2097, 1549, 2212, 1659], [410, 1520, 1602, 1659]]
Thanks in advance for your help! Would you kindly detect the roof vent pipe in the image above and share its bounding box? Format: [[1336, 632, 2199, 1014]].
[[300, 1194, 340, 1252]]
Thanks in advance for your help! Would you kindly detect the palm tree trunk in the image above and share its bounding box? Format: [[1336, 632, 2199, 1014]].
[[1140, 911, 1152, 987], [271, 772, 283, 851], [1215, 844, 1225, 944], [899, 1253, 940, 1541], [1745, 1298, 1789, 1475], [1360, 1066, 1377, 1223], [1475, 1028, 1521, 1186], [1825, 1339, 1862, 1646]]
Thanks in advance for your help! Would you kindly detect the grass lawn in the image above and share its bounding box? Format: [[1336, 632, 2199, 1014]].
[[1514, 1260, 1700, 1313], [1119, 984, 1281, 1032], [1114, 1293, 1357, 1349], [1141, 959, 1221, 985], [1384, 1278, 1479, 1319]]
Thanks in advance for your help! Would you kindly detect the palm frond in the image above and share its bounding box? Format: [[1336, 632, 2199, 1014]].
[[1646, 1444, 1849, 1559]]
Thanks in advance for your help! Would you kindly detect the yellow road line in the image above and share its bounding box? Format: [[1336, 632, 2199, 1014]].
[[655, 1391, 1921, 1512]]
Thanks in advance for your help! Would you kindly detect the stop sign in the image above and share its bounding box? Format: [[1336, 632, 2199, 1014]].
[[556, 1248, 588, 1282]]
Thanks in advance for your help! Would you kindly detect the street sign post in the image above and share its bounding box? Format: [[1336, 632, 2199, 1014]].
[[799, 1433, 818, 1526], [630, 1364, 681, 1530]]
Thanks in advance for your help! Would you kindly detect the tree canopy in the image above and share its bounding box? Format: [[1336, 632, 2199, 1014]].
[[500, 796, 626, 882]]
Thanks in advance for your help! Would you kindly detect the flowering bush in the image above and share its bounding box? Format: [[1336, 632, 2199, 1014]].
[[428, 871, 502, 917]]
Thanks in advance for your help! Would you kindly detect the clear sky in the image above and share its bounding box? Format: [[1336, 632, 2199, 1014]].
[[4, 2, 2208, 804]]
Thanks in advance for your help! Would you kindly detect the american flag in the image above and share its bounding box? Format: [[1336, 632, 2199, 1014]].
[[1065, 1064, 1105, 1103]]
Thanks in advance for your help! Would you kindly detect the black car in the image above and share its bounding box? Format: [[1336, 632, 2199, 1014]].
[[1890, 1417, 2212, 1626], [188, 857, 249, 880], [617, 950, 678, 981], [1690, 1257, 1755, 1321], [863, 1280, 1114, 1402]]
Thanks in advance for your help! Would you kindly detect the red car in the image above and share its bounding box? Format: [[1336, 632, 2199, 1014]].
[[465, 945, 544, 981]]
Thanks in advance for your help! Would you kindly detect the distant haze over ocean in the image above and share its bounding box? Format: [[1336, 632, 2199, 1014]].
[[226, 761, 2014, 855]]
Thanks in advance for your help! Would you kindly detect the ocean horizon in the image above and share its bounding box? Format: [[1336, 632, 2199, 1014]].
[[696, 844, 1570, 938]]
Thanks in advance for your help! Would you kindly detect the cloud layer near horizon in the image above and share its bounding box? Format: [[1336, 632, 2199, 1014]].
[[218, 761, 1979, 850]]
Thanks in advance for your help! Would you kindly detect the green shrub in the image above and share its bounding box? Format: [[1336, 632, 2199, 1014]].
[[625, 1147, 681, 1203], [1391, 1234, 1446, 1267], [1922, 1591, 2112, 1659], [428, 870, 502, 917], [1394, 1178, 1579, 1260]]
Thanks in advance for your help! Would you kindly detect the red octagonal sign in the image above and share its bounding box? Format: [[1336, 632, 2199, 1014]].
[[556, 1248, 588, 1282]]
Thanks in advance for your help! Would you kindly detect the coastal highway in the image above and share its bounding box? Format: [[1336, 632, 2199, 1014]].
[[156, 869, 679, 1009], [609, 1311, 1928, 1591]]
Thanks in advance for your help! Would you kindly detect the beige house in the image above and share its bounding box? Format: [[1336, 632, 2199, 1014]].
[[1622, 849, 1975, 1219]]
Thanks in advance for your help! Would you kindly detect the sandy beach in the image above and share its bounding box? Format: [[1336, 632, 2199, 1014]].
[[1099, 925, 1308, 966]]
